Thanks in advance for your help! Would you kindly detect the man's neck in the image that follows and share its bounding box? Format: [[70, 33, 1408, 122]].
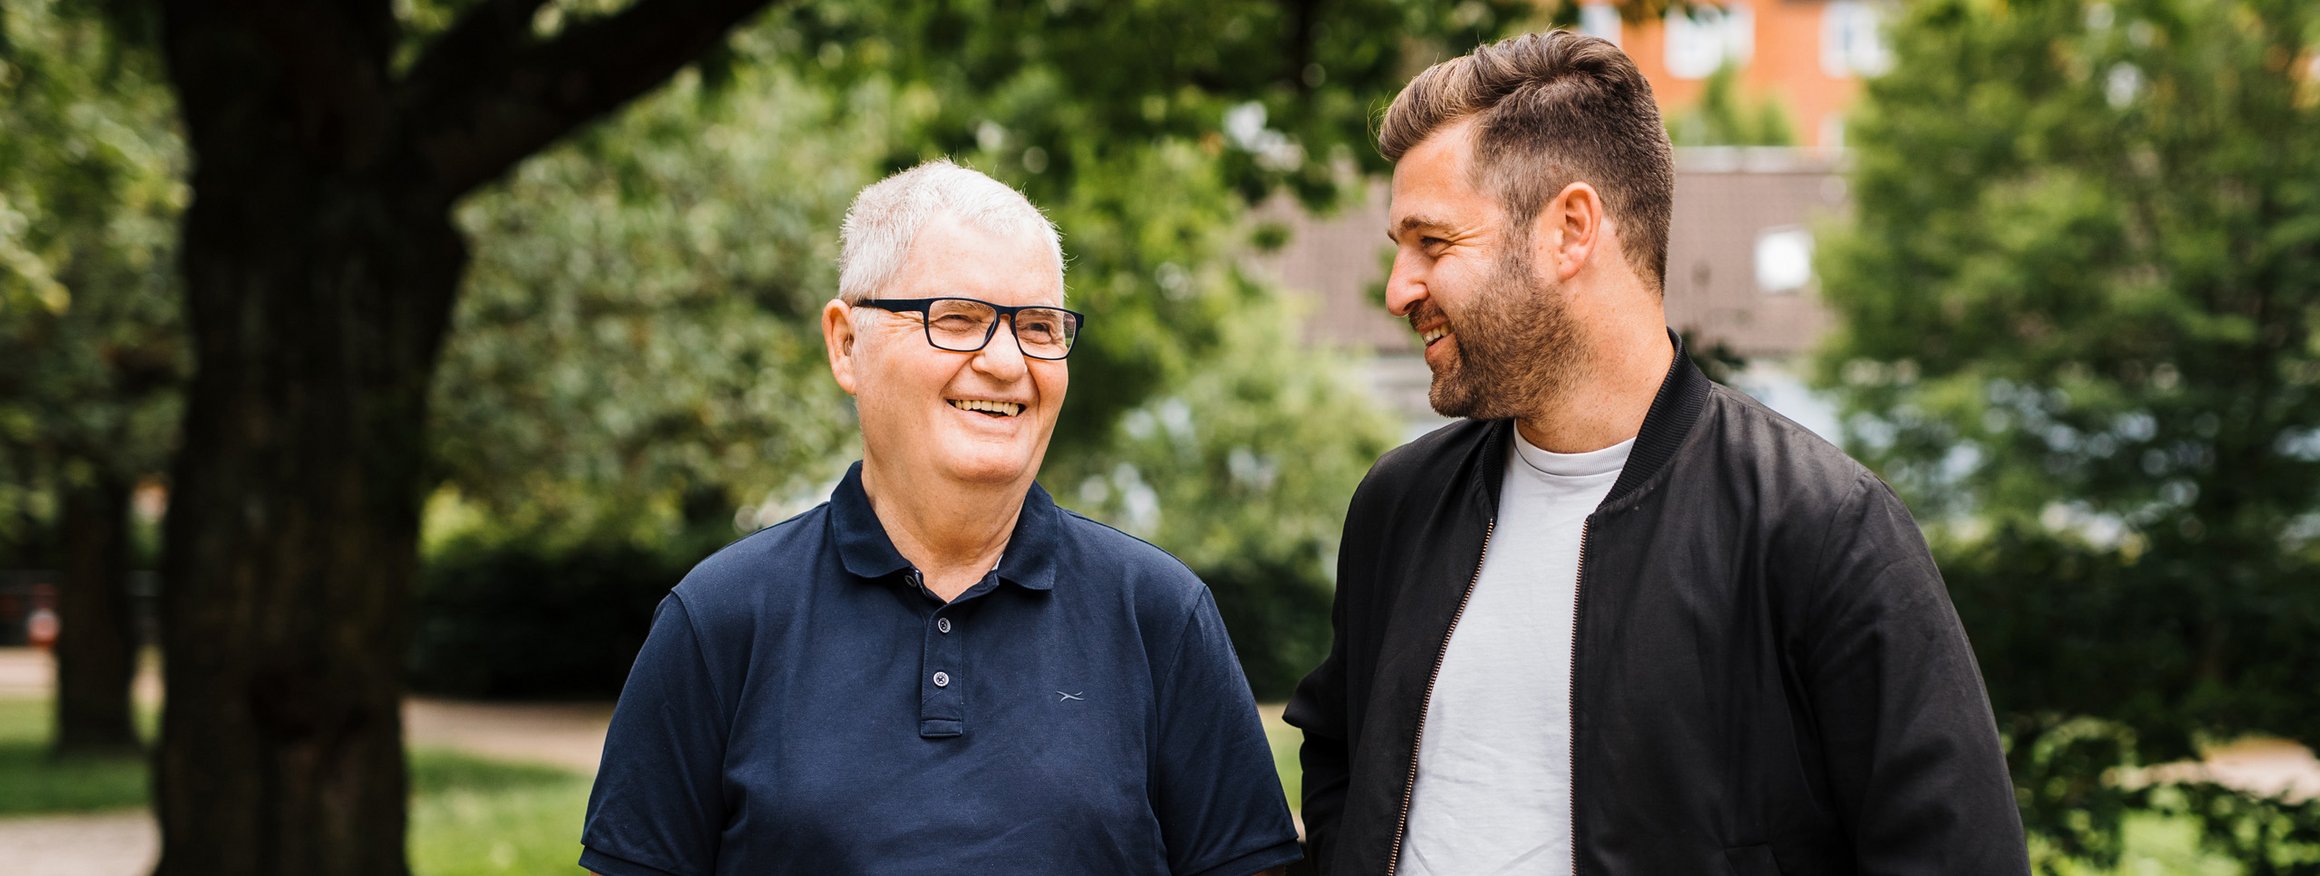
[[860, 462, 1026, 601], [1513, 322, 1674, 454]]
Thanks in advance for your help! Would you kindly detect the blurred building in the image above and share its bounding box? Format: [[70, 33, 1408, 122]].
[[1575, 0, 1893, 149]]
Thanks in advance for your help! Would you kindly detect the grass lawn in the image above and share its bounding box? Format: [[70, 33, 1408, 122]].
[[0, 695, 155, 815], [407, 751, 593, 875], [1261, 703, 1301, 813], [2039, 814, 2242, 876], [0, 696, 2264, 873], [0, 696, 597, 872]]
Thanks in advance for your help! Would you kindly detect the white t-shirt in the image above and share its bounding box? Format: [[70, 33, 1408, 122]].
[[1395, 430, 1633, 876]]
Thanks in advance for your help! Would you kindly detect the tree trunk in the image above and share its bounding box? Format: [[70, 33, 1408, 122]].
[[151, 0, 778, 870], [151, 2, 467, 869], [152, 176, 463, 873], [54, 467, 141, 755]]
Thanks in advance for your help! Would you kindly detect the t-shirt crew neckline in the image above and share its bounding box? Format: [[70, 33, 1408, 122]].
[[1509, 430, 1635, 481]]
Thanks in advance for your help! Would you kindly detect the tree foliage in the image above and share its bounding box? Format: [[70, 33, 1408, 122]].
[[0, 0, 185, 557], [430, 58, 865, 541], [1816, 0, 2320, 868], [0, 0, 182, 753], [1664, 62, 1796, 147]]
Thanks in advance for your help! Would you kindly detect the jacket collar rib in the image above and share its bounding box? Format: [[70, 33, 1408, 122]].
[[1475, 328, 1710, 516]]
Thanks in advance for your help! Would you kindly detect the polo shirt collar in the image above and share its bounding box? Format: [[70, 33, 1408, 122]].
[[830, 460, 1061, 592]]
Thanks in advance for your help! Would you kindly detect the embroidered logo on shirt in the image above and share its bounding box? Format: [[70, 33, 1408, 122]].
[[1056, 691, 1085, 701]]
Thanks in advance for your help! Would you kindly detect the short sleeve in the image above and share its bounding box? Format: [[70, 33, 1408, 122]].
[[580, 594, 730, 876], [1151, 588, 1305, 876]]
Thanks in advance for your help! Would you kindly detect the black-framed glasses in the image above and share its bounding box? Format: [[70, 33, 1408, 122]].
[[855, 296, 1085, 360]]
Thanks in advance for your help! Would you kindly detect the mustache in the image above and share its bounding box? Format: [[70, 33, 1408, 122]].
[[1405, 302, 1446, 332]]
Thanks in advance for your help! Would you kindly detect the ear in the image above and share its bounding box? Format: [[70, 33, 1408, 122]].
[[821, 298, 860, 396], [1530, 181, 1606, 282]]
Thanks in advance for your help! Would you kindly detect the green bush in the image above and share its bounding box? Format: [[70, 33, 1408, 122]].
[[408, 511, 1334, 703], [1202, 556, 1333, 703], [409, 531, 721, 699]]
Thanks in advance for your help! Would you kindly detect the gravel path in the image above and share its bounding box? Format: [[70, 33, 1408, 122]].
[[0, 811, 157, 875], [402, 697, 613, 773]]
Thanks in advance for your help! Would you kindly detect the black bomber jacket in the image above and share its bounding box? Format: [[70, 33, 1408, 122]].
[[1284, 337, 2029, 875]]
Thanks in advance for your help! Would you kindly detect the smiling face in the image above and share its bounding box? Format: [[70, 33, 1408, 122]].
[[1384, 119, 1583, 420], [825, 214, 1069, 494]]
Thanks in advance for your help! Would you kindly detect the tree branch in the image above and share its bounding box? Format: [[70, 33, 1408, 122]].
[[162, 0, 398, 173], [398, 0, 786, 200], [398, 0, 553, 93], [1285, 0, 1318, 94]]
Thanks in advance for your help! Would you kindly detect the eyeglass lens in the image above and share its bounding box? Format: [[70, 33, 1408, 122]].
[[925, 299, 1077, 358]]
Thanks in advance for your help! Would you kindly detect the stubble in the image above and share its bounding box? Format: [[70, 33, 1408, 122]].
[[1422, 244, 1583, 420]]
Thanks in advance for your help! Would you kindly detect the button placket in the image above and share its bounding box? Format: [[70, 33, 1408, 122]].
[[918, 596, 968, 738]]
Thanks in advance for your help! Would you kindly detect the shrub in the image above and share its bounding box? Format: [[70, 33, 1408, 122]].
[[409, 530, 721, 699]]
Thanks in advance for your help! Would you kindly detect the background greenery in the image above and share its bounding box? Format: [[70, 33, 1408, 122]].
[[0, 695, 599, 873], [1817, 0, 2320, 871], [0, 0, 184, 567], [4, 0, 2319, 869]]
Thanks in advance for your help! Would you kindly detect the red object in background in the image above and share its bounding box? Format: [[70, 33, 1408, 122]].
[[26, 606, 58, 649], [26, 582, 59, 649], [2, 581, 60, 649]]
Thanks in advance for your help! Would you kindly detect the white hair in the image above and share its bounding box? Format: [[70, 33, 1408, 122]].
[[836, 159, 1065, 303]]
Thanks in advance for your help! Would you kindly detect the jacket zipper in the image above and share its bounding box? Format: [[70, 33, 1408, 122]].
[[1570, 518, 1591, 876], [1383, 517, 1495, 876]]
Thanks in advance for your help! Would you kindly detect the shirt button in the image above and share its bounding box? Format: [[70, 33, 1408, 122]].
[[937, 617, 952, 634], [932, 671, 951, 688]]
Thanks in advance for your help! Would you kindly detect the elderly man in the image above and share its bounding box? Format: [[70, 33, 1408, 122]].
[[1284, 32, 2027, 875], [581, 160, 1300, 876]]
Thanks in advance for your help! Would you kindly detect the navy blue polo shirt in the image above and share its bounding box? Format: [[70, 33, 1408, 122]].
[[580, 463, 1301, 876]]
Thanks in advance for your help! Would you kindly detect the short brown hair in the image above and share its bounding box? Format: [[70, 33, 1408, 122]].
[[1381, 31, 1675, 291]]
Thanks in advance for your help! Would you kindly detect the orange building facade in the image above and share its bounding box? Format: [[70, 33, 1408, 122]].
[[1573, 0, 1891, 148]]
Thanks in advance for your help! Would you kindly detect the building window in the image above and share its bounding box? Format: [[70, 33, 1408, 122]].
[[1579, 2, 1623, 48], [1755, 226, 1814, 295], [1821, 1, 1892, 77], [1664, 2, 1755, 80]]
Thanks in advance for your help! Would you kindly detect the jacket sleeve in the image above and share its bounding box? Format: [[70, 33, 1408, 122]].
[[1799, 473, 2028, 875]]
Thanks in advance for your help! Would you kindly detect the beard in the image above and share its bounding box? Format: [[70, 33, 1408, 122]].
[[1418, 244, 1583, 420]]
